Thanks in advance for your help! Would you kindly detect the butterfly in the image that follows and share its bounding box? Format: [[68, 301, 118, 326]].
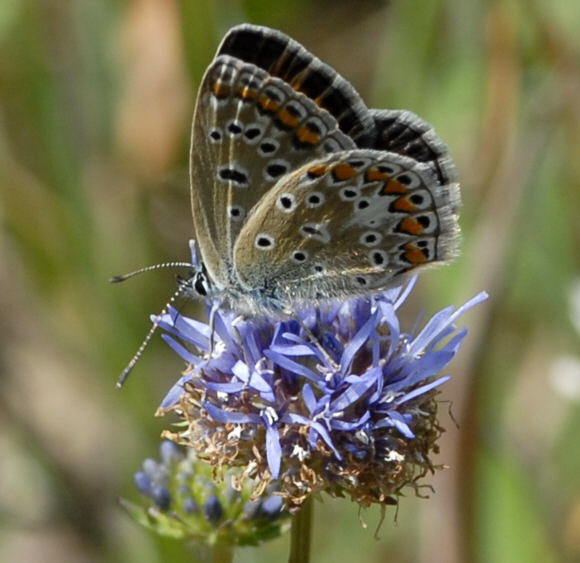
[[184, 24, 460, 317], [112, 24, 460, 387], [114, 24, 461, 386]]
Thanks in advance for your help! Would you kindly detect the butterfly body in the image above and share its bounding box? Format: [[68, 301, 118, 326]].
[[188, 24, 460, 316]]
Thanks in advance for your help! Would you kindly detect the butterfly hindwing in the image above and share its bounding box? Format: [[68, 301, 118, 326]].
[[232, 148, 460, 308]]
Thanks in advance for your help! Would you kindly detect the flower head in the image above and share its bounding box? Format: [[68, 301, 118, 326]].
[[126, 441, 289, 545], [156, 279, 486, 511]]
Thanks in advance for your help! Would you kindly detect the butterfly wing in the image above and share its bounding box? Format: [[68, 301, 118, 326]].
[[190, 25, 373, 289], [191, 24, 460, 309], [232, 148, 460, 310], [364, 109, 458, 185]]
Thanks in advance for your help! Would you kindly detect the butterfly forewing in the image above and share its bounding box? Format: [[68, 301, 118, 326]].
[[217, 24, 374, 143], [190, 27, 368, 289]]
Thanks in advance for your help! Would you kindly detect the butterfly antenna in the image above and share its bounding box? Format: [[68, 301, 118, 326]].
[[116, 283, 188, 388], [110, 261, 194, 283], [112, 260, 195, 388]]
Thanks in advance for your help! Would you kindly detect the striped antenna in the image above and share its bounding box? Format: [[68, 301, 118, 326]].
[[110, 261, 194, 283], [111, 261, 194, 388]]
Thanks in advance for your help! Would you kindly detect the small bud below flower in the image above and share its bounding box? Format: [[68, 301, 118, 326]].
[[204, 495, 223, 526]]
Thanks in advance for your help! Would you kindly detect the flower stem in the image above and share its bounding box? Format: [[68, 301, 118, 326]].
[[288, 497, 313, 563], [210, 538, 234, 563]]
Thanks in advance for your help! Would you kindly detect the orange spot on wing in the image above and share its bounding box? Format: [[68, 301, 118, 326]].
[[402, 243, 428, 264], [276, 109, 301, 128], [306, 164, 328, 177], [211, 81, 230, 98], [365, 169, 390, 183], [381, 180, 408, 195], [392, 196, 417, 213], [332, 163, 357, 181], [291, 80, 304, 92], [237, 86, 258, 100], [295, 126, 320, 146], [258, 94, 281, 113], [397, 217, 424, 235]]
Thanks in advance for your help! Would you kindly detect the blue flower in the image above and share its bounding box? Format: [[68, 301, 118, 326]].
[[156, 279, 486, 510], [127, 441, 289, 544]]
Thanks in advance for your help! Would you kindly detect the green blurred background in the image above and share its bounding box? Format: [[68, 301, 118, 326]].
[[1, 1, 579, 561]]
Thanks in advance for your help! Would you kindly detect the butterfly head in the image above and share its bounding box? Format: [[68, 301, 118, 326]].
[[177, 251, 213, 300]]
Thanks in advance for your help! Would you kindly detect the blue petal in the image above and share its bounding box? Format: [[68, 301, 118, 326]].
[[265, 425, 282, 478], [259, 495, 284, 517], [396, 375, 450, 404], [409, 306, 456, 354], [213, 310, 236, 350], [409, 292, 487, 355], [378, 410, 415, 438], [329, 410, 370, 431], [204, 402, 260, 424], [392, 276, 417, 310], [264, 350, 321, 383], [270, 340, 317, 357], [309, 420, 341, 458], [340, 310, 379, 374], [376, 302, 401, 359], [441, 328, 468, 355], [302, 383, 317, 414], [231, 361, 275, 399], [388, 350, 455, 391], [206, 381, 245, 393], [231, 360, 250, 380], [241, 323, 264, 366], [332, 367, 382, 412], [159, 370, 199, 408], [319, 302, 342, 324], [160, 334, 202, 365], [281, 331, 326, 362], [159, 309, 210, 351]]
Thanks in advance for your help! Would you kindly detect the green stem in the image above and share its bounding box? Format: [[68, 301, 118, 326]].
[[210, 538, 234, 563], [288, 497, 313, 563]]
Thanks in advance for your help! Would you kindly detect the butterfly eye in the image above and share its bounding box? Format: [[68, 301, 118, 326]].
[[194, 272, 208, 296]]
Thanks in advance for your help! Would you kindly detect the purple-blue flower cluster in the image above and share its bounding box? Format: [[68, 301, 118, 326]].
[[128, 441, 289, 544], [156, 278, 486, 510]]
